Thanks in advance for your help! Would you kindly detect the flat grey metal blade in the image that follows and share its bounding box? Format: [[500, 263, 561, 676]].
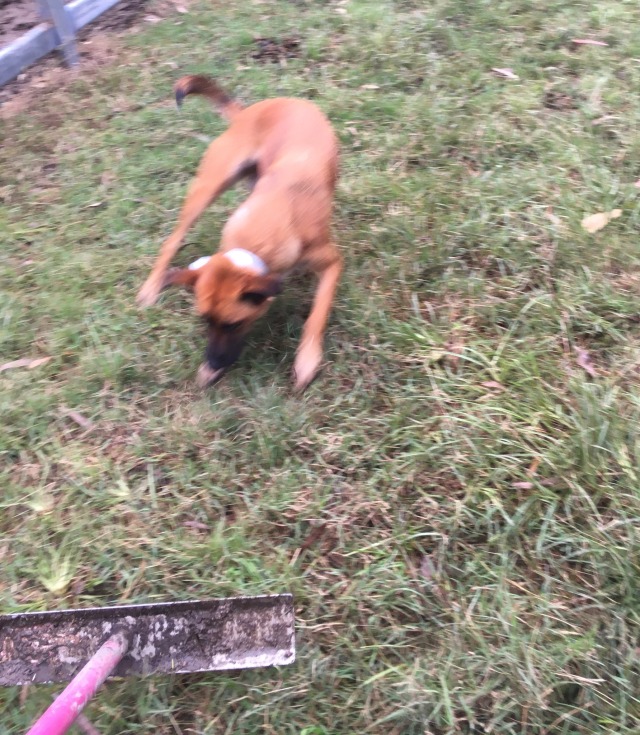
[[0, 594, 295, 685]]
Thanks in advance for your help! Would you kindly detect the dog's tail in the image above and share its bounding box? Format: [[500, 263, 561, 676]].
[[173, 75, 243, 122]]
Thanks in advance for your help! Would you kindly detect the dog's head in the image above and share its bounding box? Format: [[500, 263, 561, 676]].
[[164, 253, 282, 371]]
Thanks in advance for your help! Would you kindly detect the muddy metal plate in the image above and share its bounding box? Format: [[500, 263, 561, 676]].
[[0, 594, 295, 685]]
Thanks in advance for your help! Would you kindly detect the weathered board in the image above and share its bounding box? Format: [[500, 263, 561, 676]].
[[0, 595, 296, 685], [0, 0, 122, 87]]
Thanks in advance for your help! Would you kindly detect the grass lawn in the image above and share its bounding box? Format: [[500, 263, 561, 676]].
[[1, 0, 640, 732]]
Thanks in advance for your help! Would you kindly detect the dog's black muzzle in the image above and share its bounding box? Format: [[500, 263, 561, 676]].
[[205, 337, 244, 370]]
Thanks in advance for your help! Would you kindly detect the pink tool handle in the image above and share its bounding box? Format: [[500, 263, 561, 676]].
[[26, 631, 129, 735]]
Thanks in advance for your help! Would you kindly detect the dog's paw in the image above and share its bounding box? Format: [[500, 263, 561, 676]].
[[136, 279, 162, 308], [196, 363, 226, 388], [293, 339, 323, 392]]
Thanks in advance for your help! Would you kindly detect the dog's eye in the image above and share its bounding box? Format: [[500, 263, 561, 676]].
[[220, 320, 243, 333], [241, 292, 268, 306]]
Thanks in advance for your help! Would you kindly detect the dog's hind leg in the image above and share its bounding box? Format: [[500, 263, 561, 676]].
[[137, 133, 255, 307], [293, 241, 342, 391]]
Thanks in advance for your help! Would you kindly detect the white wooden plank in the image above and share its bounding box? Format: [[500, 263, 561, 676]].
[[0, 23, 59, 86], [67, 0, 122, 31], [0, 0, 123, 86]]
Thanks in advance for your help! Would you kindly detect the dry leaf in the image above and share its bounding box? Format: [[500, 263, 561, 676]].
[[572, 39, 609, 47], [0, 356, 51, 373], [183, 520, 209, 531], [361, 84, 380, 90], [28, 357, 51, 369], [71, 578, 86, 596], [300, 523, 328, 552], [425, 349, 446, 365], [581, 209, 621, 234], [512, 481, 534, 490], [445, 336, 465, 370], [419, 555, 437, 581], [61, 408, 94, 430], [592, 115, 616, 126], [481, 381, 504, 391], [575, 347, 597, 377], [492, 68, 519, 80], [176, 5, 188, 12], [19, 684, 30, 706], [544, 208, 562, 227], [189, 133, 212, 144], [66, 710, 101, 735]]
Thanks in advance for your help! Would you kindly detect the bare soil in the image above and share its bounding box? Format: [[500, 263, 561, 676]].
[[251, 36, 302, 64], [0, 0, 39, 47]]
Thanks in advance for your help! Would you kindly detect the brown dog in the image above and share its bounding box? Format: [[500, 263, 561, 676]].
[[137, 76, 342, 391]]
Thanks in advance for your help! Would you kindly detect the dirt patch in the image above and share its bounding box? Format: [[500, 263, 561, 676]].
[[543, 88, 580, 111], [80, 0, 150, 33], [0, 0, 152, 115], [251, 36, 301, 64], [0, 0, 39, 47]]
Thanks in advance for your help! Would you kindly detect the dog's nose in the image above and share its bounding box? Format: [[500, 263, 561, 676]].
[[206, 349, 232, 370], [206, 340, 243, 370], [208, 356, 234, 370]]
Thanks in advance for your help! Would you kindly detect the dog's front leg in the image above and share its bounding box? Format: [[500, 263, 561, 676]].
[[137, 134, 253, 307], [294, 242, 342, 391]]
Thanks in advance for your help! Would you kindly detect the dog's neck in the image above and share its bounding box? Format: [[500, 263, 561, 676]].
[[188, 248, 268, 275]]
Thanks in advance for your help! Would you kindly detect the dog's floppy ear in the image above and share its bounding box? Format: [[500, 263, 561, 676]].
[[162, 267, 202, 290], [241, 273, 283, 305]]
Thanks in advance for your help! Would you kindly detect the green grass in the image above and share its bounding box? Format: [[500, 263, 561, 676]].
[[1, 0, 640, 732]]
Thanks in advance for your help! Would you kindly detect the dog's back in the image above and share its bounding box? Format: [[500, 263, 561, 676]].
[[174, 76, 338, 193], [243, 97, 338, 184]]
